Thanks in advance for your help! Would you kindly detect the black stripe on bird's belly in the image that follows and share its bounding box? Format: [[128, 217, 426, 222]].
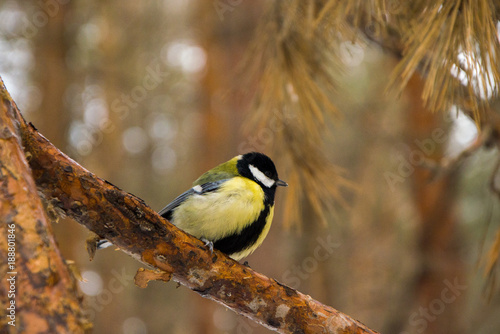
[[213, 204, 271, 256]]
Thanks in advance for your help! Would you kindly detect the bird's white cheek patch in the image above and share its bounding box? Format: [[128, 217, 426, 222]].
[[249, 164, 275, 188]]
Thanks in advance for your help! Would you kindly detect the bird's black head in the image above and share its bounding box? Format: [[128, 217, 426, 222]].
[[237, 152, 287, 190]]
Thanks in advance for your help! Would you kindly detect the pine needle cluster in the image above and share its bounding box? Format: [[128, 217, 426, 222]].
[[388, 0, 500, 121], [244, 1, 352, 228]]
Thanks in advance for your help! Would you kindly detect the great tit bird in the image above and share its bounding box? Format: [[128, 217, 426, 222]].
[[95, 152, 287, 261], [158, 152, 287, 260]]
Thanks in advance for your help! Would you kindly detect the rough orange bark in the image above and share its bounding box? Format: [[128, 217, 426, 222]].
[[0, 83, 90, 333], [0, 77, 379, 333]]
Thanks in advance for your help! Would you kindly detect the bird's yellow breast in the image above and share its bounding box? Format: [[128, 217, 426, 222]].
[[171, 177, 266, 242]]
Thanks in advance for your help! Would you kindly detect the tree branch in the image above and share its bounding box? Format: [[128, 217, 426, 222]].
[[0, 77, 379, 333], [0, 80, 90, 333]]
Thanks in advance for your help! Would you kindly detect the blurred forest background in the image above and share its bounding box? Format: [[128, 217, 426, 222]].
[[1, 0, 500, 333]]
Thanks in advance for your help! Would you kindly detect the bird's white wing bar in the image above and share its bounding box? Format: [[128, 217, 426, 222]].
[[158, 180, 228, 216]]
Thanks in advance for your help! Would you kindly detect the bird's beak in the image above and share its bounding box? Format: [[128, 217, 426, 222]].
[[276, 179, 288, 187]]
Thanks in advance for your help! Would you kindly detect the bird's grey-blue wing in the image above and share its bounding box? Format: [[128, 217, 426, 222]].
[[158, 179, 228, 220]]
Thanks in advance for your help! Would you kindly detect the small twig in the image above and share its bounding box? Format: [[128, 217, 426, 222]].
[[441, 125, 492, 170], [418, 125, 493, 182]]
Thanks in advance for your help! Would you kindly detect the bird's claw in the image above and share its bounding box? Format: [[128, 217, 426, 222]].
[[201, 237, 214, 254]]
